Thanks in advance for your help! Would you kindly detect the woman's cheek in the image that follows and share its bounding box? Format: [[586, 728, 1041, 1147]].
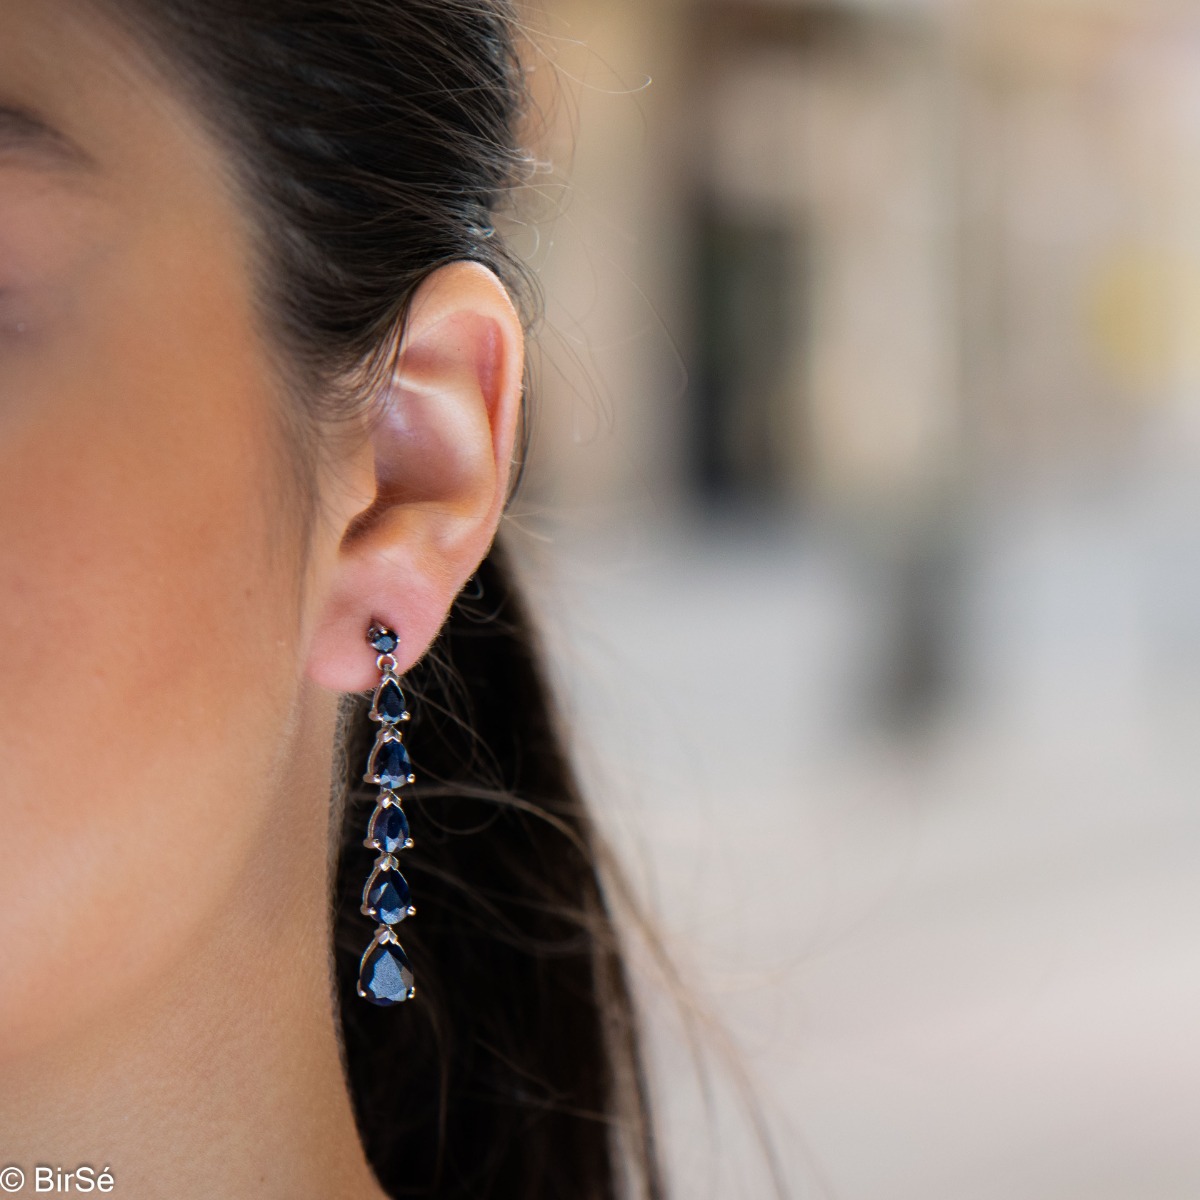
[[0, 286, 297, 1059]]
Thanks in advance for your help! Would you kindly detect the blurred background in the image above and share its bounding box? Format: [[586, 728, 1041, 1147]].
[[504, 0, 1200, 1195]]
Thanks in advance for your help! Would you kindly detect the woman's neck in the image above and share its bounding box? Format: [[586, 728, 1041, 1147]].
[[0, 685, 388, 1200]]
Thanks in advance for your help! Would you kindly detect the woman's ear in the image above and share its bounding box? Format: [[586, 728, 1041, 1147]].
[[304, 260, 524, 693]]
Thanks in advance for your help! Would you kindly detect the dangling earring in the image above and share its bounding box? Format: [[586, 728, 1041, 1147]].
[[356, 621, 417, 1005]]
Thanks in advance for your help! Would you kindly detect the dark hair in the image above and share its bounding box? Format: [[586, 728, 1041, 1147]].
[[98, 2, 664, 1197]]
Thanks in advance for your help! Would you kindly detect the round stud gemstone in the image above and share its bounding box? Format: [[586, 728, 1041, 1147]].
[[370, 737, 413, 789], [363, 864, 413, 925], [358, 939, 414, 1005], [368, 803, 411, 853], [374, 677, 408, 723], [367, 623, 399, 654]]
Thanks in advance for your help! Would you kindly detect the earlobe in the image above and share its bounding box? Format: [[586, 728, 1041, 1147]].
[[303, 261, 524, 694]]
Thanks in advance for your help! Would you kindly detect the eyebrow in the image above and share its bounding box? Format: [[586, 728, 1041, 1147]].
[[0, 102, 91, 168]]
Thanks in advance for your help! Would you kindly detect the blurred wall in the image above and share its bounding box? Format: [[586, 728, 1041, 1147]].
[[510, 2, 1200, 1197], [522, 0, 1200, 524]]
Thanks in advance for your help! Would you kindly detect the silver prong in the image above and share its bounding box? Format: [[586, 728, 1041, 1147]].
[[406, 905, 416, 917]]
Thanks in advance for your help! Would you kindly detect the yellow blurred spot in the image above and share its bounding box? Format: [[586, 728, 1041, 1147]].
[[1086, 248, 1200, 395]]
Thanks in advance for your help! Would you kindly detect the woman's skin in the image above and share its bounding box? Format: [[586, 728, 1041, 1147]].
[[0, 2, 524, 1196]]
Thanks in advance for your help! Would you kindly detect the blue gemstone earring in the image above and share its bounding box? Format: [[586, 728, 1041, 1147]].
[[356, 621, 417, 1005]]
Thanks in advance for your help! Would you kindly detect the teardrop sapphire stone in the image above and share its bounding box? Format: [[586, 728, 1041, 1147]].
[[364, 865, 412, 925], [371, 738, 413, 788], [375, 678, 408, 723], [358, 939, 414, 1005], [369, 804, 411, 853]]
